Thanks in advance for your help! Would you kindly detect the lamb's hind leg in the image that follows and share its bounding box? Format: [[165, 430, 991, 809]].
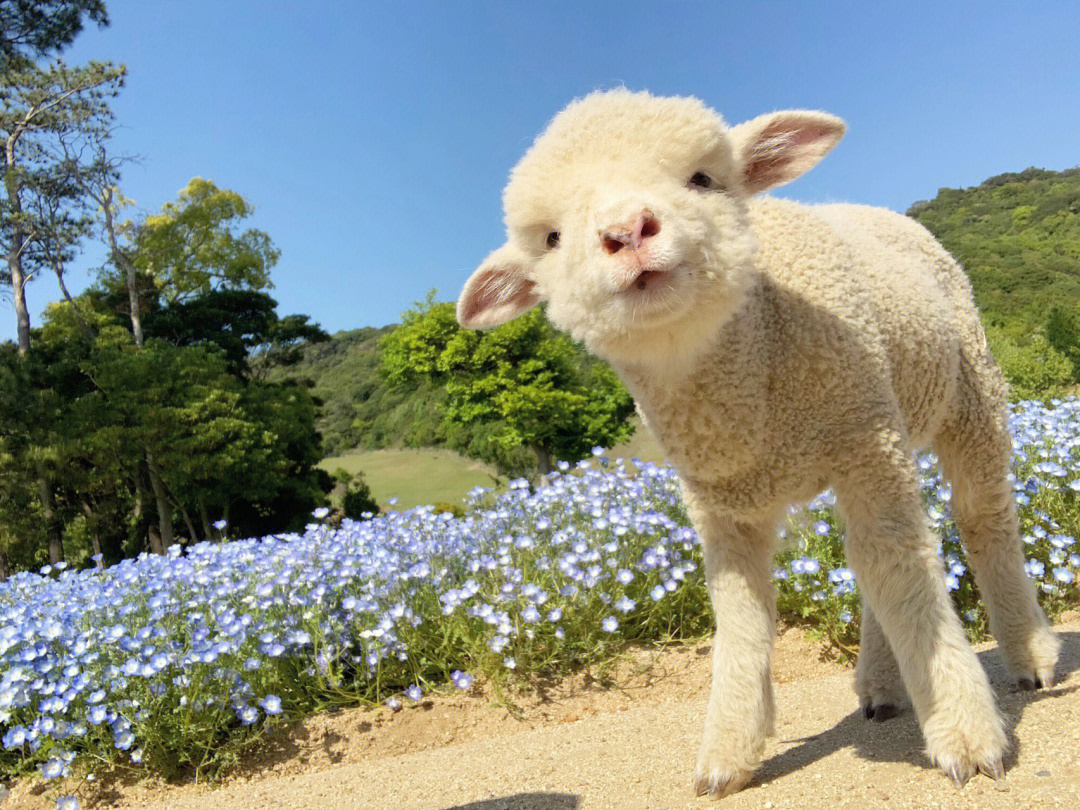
[[837, 456, 1006, 785], [934, 401, 1060, 689], [856, 604, 907, 721]]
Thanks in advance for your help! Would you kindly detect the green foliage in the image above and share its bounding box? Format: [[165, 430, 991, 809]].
[[381, 295, 636, 476], [0, 0, 108, 66], [135, 177, 280, 303], [333, 468, 379, 520], [985, 328, 1073, 401], [908, 167, 1080, 395]]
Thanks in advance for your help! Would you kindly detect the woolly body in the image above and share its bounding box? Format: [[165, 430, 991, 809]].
[[456, 89, 1060, 799]]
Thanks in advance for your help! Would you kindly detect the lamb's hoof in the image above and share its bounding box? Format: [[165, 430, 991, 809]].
[[864, 703, 898, 722], [693, 766, 753, 799], [1018, 673, 1052, 691], [946, 763, 972, 789], [978, 759, 1005, 781]]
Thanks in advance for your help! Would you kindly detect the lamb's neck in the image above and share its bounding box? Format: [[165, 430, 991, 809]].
[[614, 276, 767, 406]]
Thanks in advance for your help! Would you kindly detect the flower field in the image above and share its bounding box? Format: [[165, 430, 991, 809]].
[[3, 400, 1080, 808]]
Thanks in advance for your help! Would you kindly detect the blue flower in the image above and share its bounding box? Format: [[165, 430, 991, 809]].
[[259, 695, 283, 715], [41, 757, 65, 779], [601, 616, 619, 633], [405, 685, 422, 702], [56, 797, 80, 810]]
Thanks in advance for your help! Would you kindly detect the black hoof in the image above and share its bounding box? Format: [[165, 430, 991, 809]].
[[863, 704, 874, 719], [1018, 677, 1038, 691], [872, 703, 898, 722]]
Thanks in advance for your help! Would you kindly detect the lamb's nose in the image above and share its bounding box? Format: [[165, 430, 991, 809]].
[[601, 211, 661, 255]]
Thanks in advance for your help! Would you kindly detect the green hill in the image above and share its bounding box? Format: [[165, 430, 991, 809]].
[[908, 167, 1080, 397], [273, 325, 449, 456]]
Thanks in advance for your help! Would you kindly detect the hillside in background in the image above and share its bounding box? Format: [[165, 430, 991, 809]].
[[909, 167, 1080, 396], [289, 167, 1080, 457], [272, 325, 448, 456]]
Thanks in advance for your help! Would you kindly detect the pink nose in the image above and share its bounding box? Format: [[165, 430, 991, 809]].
[[600, 211, 661, 255]]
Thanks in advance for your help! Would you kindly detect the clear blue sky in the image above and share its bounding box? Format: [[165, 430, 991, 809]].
[[5, 0, 1079, 339]]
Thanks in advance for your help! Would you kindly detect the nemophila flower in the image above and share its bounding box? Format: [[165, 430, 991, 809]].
[[601, 616, 619, 633], [450, 671, 474, 690], [113, 730, 135, 750], [237, 705, 258, 725], [56, 797, 80, 810], [405, 685, 422, 702], [813, 521, 830, 536], [258, 694, 283, 715], [615, 596, 636, 613], [130, 748, 143, 764], [1053, 568, 1075, 585], [312, 507, 330, 520], [385, 697, 402, 711], [40, 757, 65, 779]]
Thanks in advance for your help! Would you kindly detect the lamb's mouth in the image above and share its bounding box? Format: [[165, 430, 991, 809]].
[[624, 269, 674, 293]]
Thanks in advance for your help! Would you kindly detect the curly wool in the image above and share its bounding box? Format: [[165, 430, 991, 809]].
[[456, 88, 1060, 797]]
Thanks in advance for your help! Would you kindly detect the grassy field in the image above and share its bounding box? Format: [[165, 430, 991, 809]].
[[607, 417, 667, 465], [321, 419, 669, 511], [319, 447, 500, 509]]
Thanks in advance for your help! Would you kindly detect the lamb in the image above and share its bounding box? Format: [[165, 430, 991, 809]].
[[454, 89, 1061, 798]]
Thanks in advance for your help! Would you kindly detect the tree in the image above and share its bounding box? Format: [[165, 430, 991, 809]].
[[134, 177, 279, 304], [1, 0, 108, 67], [333, 468, 379, 520], [381, 294, 635, 476], [2, 58, 124, 353]]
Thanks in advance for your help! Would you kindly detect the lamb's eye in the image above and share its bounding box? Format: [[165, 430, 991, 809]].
[[689, 172, 714, 189], [546, 231, 560, 249]]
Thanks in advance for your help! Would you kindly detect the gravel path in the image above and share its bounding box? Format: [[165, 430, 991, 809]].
[[9, 622, 1080, 810]]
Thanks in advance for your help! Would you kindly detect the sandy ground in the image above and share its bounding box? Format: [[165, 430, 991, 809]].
[[7, 618, 1080, 810]]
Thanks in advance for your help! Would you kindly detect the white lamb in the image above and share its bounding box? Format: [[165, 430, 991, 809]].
[[454, 89, 1061, 797]]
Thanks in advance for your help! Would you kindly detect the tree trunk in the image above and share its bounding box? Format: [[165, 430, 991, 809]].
[[198, 495, 211, 539], [38, 476, 63, 564], [532, 444, 554, 476], [147, 522, 164, 556], [101, 187, 144, 347], [5, 146, 32, 355], [0, 549, 10, 581], [177, 500, 198, 544], [80, 498, 104, 565], [145, 450, 174, 552]]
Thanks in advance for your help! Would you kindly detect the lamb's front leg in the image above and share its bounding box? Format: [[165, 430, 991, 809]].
[[692, 511, 778, 798]]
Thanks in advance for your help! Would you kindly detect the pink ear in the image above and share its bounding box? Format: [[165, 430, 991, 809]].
[[457, 244, 539, 329], [729, 111, 846, 194]]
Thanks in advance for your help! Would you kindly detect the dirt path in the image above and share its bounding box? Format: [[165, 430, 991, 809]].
[[9, 621, 1080, 810]]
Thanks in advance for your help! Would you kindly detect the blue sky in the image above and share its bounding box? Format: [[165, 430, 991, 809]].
[[5, 0, 1079, 339]]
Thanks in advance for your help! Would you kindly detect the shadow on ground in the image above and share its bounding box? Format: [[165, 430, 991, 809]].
[[756, 629, 1080, 786], [442, 793, 579, 810]]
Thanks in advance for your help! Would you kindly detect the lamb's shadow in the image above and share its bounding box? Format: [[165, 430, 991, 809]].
[[757, 630, 1080, 786], [441, 793, 579, 810]]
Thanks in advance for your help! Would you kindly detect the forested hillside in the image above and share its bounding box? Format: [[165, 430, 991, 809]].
[[909, 167, 1080, 397], [275, 325, 449, 455]]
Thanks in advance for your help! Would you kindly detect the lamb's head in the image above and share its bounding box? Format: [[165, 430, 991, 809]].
[[457, 89, 845, 372]]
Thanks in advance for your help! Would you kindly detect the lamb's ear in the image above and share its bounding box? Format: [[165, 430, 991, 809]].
[[457, 243, 540, 329], [729, 111, 846, 195]]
